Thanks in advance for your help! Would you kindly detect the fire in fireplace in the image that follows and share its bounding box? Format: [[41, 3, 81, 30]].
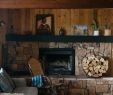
[[39, 48, 75, 76]]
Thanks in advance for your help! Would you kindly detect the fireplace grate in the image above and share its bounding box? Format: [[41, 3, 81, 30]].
[[39, 48, 75, 76]]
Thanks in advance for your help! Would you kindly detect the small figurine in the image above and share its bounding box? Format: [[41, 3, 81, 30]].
[[59, 27, 66, 36]]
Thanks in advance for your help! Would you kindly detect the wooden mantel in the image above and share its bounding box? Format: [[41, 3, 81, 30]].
[[0, 0, 113, 8]]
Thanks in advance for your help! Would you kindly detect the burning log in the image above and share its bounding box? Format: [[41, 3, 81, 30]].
[[82, 55, 108, 77]]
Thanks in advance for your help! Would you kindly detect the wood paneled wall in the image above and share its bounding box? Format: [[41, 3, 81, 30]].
[[1, 8, 112, 35], [8, 9, 93, 35], [0, 9, 8, 66]]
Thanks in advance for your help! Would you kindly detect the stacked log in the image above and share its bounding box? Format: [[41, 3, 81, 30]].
[[82, 55, 108, 77]]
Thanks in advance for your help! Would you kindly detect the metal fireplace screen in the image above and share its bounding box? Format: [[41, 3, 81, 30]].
[[39, 48, 75, 76]]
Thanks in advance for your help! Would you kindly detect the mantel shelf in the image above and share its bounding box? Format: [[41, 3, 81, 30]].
[[5, 34, 113, 43]]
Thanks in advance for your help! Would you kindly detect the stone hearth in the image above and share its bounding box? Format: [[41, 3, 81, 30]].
[[50, 77, 113, 95]]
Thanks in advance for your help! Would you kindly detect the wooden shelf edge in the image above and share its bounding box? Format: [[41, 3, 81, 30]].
[[5, 34, 113, 42]]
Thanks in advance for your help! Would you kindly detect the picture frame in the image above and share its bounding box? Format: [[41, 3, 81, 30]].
[[36, 14, 54, 35]]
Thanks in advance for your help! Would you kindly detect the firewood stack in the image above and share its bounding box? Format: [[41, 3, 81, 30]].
[[82, 55, 109, 77]]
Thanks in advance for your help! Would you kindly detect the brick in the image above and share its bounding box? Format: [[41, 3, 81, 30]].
[[96, 85, 110, 93]]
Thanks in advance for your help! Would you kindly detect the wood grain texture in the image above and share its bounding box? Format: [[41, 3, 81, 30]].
[[0, 0, 113, 8], [1, 9, 113, 35]]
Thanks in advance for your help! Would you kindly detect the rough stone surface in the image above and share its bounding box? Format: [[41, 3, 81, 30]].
[[96, 79, 109, 85], [82, 80, 87, 88], [96, 85, 110, 93], [7, 42, 112, 78], [88, 86, 96, 95], [103, 93, 112, 95], [69, 88, 86, 95], [108, 80, 113, 84], [87, 79, 96, 86]]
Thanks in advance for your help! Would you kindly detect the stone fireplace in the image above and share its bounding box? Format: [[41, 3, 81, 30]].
[[39, 48, 75, 76], [2, 42, 112, 77]]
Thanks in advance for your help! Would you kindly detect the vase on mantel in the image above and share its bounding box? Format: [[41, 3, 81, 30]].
[[104, 29, 111, 36], [92, 19, 99, 36], [103, 21, 111, 36], [93, 30, 99, 36]]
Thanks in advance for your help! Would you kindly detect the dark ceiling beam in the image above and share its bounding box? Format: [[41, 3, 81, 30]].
[[0, 0, 113, 8]]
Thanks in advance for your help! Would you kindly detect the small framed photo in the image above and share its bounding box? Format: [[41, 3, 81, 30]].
[[36, 14, 54, 35]]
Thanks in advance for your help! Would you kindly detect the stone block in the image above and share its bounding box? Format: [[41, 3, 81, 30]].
[[84, 89, 88, 95], [102, 80, 109, 84], [69, 88, 87, 95], [96, 85, 110, 93], [82, 80, 87, 88], [87, 79, 96, 86], [87, 86, 96, 95], [96, 92, 103, 95], [96, 79, 103, 84], [96, 79, 109, 85], [103, 93, 112, 95], [111, 85, 113, 94], [71, 80, 83, 88], [108, 80, 113, 84]]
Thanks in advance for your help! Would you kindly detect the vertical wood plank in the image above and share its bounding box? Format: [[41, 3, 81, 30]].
[[20, 9, 26, 34], [56, 9, 62, 35], [65, 9, 71, 35], [52, 9, 58, 35]]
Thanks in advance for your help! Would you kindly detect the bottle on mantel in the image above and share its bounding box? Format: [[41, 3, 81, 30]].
[[59, 27, 66, 36], [8, 25, 15, 34]]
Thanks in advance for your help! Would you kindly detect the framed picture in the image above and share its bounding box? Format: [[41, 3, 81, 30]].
[[36, 14, 54, 35]]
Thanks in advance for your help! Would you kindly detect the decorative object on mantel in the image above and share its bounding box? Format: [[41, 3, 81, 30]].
[[8, 25, 14, 34], [92, 19, 99, 36], [73, 24, 88, 36], [82, 50, 109, 77], [36, 14, 54, 35], [59, 27, 66, 36], [104, 18, 111, 36], [92, 9, 99, 36], [104, 29, 111, 36]]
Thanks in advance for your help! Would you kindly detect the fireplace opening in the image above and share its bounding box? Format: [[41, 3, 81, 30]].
[[39, 48, 75, 76]]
